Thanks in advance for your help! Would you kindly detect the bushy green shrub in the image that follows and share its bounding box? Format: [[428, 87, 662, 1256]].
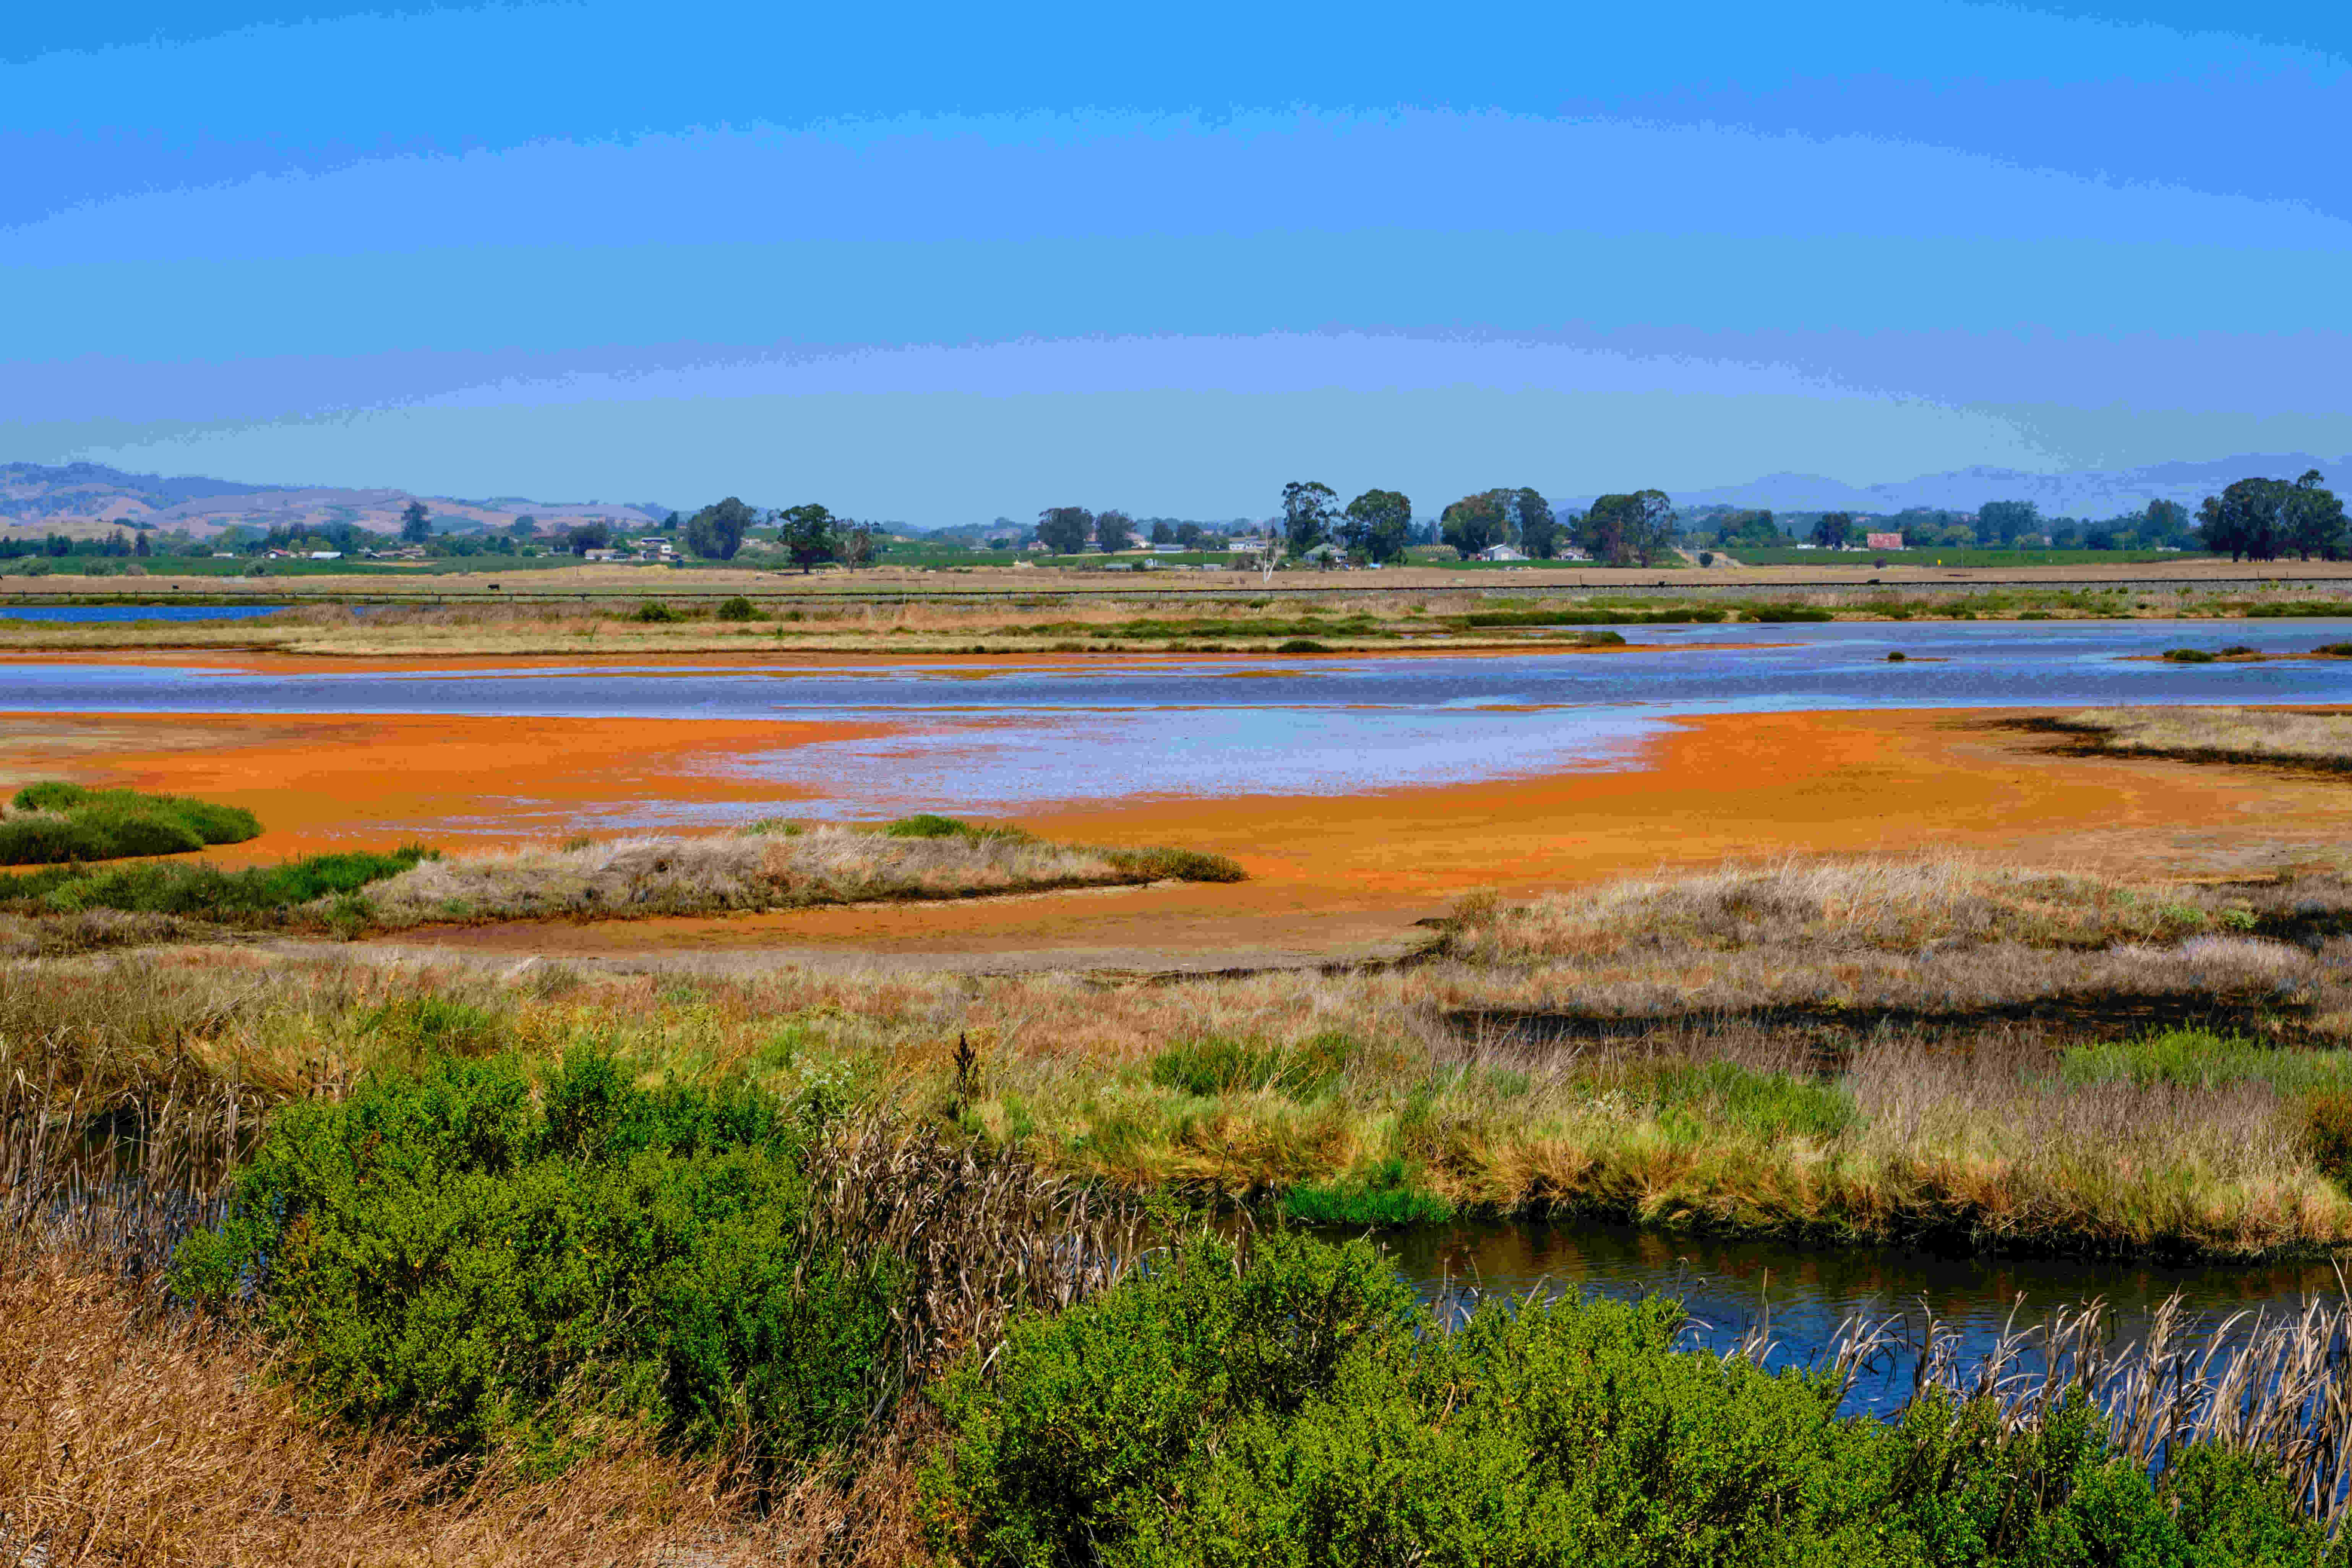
[[1742, 602, 1836, 623], [2162, 647, 2217, 663], [0, 782, 262, 865], [631, 598, 682, 622], [174, 1048, 895, 1470], [925, 1232, 2333, 1567], [716, 594, 759, 621], [0, 846, 432, 923], [1275, 638, 1332, 653]]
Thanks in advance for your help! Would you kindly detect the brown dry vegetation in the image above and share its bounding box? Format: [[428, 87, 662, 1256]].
[[2, 579, 2347, 661], [356, 824, 1240, 928], [2042, 705, 2352, 773], [11, 851, 2352, 1259]]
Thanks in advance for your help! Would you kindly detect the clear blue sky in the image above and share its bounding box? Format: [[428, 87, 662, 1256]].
[[6, 0, 2348, 524]]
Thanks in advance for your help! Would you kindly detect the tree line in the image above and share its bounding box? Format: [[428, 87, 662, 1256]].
[[1024, 484, 1684, 568]]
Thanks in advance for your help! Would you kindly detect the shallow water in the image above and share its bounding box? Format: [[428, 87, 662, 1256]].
[[15, 618, 2352, 818], [1367, 1217, 2347, 1416]]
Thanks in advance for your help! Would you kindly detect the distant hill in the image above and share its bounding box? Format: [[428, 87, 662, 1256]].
[[1604, 454, 2352, 520], [0, 462, 672, 538]]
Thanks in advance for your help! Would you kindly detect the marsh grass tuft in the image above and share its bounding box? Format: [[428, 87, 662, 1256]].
[[0, 782, 261, 865]]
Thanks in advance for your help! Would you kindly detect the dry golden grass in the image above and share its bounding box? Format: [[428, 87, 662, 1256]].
[[8, 853, 2352, 1265], [1436, 855, 2270, 964], [2050, 705, 2352, 772], [355, 824, 1237, 928], [0, 1250, 928, 1567]]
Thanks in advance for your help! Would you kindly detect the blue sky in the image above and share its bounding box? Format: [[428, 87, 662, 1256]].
[[5, 1, 2348, 524]]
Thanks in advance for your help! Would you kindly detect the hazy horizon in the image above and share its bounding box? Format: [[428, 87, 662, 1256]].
[[7, 2, 2349, 527]]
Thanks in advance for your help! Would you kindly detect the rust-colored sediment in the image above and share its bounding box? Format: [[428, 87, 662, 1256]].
[[6, 707, 2347, 965]]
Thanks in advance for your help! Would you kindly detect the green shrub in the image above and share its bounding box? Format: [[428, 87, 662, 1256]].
[[174, 1048, 895, 1469], [886, 812, 982, 838], [2162, 647, 2217, 663], [2315, 644, 2352, 657], [715, 594, 759, 621], [1742, 602, 1836, 623], [1575, 629, 1627, 646], [923, 1231, 2331, 1567], [631, 598, 681, 622], [1275, 638, 1331, 653], [0, 783, 262, 865], [0, 846, 433, 923]]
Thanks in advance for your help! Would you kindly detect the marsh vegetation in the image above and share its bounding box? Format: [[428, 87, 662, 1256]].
[[0, 816, 1243, 951], [19, 843, 2352, 1558]]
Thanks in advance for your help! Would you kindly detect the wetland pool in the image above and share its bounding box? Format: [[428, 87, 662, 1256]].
[[16, 618, 2352, 821]]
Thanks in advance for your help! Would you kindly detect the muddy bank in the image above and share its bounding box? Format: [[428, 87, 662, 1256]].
[[10, 705, 2352, 968]]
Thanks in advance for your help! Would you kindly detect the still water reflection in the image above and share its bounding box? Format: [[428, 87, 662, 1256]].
[[1362, 1218, 2345, 1416]]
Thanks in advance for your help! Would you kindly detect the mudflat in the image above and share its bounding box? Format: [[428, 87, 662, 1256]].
[[9, 704, 2350, 970]]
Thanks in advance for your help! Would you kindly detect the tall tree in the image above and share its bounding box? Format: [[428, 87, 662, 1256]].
[[1036, 506, 1093, 556], [2200, 478, 2292, 561], [684, 496, 758, 560], [2286, 470, 2348, 561], [509, 515, 538, 540], [565, 521, 612, 556], [1976, 499, 2040, 547], [399, 500, 432, 544], [1811, 511, 1855, 549], [1095, 509, 1137, 553], [1439, 493, 1510, 559], [777, 503, 840, 573], [1576, 490, 1676, 566], [2143, 498, 2190, 547], [1340, 488, 1414, 563], [1280, 481, 1338, 557], [1509, 488, 1560, 559]]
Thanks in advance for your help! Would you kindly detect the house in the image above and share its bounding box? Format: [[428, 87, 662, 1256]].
[[1476, 543, 1530, 562], [1864, 532, 1904, 551], [631, 537, 676, 560], [308, 550, 342, 560], [582, 548, 626, 562], [1295, 542, 1342, 568]]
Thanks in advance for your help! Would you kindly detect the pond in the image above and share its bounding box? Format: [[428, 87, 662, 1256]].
[[1366, 1216, 2347, 1417], [14, 618, 2352, 818]]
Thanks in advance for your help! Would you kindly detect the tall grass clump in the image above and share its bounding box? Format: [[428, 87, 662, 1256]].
[[0, 782, 261, 865], [923, 1231, 2334, 1565], [2061, 1028, 2352, 1094]]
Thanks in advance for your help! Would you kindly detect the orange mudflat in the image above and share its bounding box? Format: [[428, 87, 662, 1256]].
[[4, 706, 2346, 967]]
